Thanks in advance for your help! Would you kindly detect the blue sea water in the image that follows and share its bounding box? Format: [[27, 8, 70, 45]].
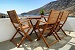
[[19, 14, 48, 17]]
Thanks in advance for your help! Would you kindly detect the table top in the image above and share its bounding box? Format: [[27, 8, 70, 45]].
[[19, 15, 48, 20], [25, 15, 48, 19]]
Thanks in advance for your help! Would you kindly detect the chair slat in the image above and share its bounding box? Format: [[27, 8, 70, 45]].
[[7, 10, 19, 23], [47, 10, 60, 24]]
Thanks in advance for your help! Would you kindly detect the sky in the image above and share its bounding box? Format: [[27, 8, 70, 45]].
[[0, 0, 56, 14]]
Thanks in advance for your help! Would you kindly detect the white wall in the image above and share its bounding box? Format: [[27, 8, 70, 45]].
[[63, 17, 75, 31], [0, 18, 17, 42], [0, 17, 75, 42], [0, 18, 32, 42]]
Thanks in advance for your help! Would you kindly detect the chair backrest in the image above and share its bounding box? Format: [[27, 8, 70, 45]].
[[56, 11, 69, 32], [60, 10, 69, 22], [7, 10, 19, 24], [47, 10, 61, 24]]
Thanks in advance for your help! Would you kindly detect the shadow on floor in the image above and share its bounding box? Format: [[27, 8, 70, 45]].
[[0, 32, 72, 50]]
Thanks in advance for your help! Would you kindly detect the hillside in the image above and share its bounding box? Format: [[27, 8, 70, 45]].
[[21, 0, 75, 16]]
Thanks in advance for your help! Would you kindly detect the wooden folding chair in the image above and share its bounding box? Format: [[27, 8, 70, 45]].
[[46, 10, 70, 40], [55, 10, 70, 39], [36, 10, 61, 48], [7, 10, 32, 47]]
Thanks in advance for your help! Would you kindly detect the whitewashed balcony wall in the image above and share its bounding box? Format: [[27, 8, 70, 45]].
[[0, 17, 75, 42]]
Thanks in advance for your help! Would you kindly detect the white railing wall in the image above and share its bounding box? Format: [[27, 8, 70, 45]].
[[0, 18, 19, 42], [0, 17, 75, 42], [63, 17, 75, 31]]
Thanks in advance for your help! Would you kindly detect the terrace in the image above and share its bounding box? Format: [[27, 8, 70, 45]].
[[0, 17, 75, 50]]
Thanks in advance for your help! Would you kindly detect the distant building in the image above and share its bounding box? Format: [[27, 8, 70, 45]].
[[2, 14, 8, 18]]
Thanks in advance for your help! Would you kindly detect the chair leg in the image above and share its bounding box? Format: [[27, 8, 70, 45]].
[[37, 29, 45, 41], [26, 28, 32, 41], [45, 27, 57, 37], [10, 30, 21, 47], [37, 27, 42, 41], [41, 33, 59, 48], [54, 31, 61, 40], [26, 35, 32, 41], [10, 30, 18, 41], [61, 28, 67, 36], [52, 32, 59, 40], [11, 31, 32, 47], [42, 35, 50, 48], [18, 31, 24, 37], [37, 34, 42, 41], [37, 30, 45, 41], [17, 35, 27, 47], [45, 31, 53, 37]]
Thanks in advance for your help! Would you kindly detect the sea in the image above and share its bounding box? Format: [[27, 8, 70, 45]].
[[18, 14, 49, 17]]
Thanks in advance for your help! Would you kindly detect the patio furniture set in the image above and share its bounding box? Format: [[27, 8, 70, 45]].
[[7, 10, 69, 48]]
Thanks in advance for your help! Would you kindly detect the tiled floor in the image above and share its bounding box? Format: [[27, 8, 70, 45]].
[[0, 31, 75, 50]]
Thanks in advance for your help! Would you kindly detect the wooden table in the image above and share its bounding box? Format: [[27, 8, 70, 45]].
[[25, 15, 48, 37]]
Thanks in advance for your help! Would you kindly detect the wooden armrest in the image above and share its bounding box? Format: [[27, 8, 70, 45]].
[[20, 19, 32, 28], [19, 18, 22, 20], [20, 19, 32, 23], [38, 20, 48, 24], [18, 17, 23, 20]]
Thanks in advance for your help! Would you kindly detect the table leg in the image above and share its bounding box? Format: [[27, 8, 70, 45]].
[[29, 20, 38, 37], [44, 17, 47, 22], [29, 29, 33, 35]]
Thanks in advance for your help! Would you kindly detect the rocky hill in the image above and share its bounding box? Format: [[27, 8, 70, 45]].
[[21, 0, 75, 16]]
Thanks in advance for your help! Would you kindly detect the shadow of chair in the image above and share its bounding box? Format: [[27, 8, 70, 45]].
[[7, 10, 32, 47]]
